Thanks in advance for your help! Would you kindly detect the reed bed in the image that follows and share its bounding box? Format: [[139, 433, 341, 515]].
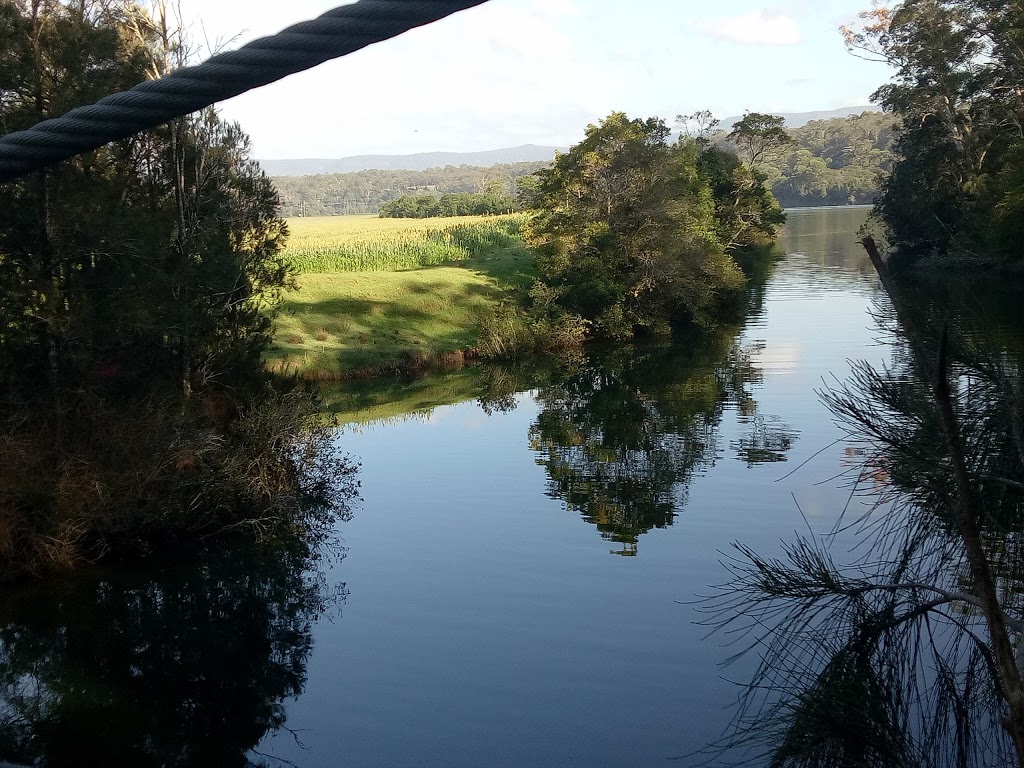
[[283, 214, 526, 273]]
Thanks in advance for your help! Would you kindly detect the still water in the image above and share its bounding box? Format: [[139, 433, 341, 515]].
[[261, 207, 884, 767], [0, 207, 902, 766]]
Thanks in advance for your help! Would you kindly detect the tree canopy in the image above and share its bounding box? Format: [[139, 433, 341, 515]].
[[524, 112, 783, 339], [843, 0, 1024, 263], [726, 112, 795, 169], [379, 190, 517, 218]]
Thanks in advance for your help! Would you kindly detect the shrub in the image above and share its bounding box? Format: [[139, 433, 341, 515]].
[[0, 390, 358, 581]]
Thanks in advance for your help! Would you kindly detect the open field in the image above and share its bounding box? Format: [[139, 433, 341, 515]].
[[267, 214, 535, 378], [283, 214, 527, 273]]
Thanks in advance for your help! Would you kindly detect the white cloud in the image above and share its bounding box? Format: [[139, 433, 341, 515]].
[[215, 0, 618, 157], [167, 0, 888, 158], [705, 11, 802, 46]]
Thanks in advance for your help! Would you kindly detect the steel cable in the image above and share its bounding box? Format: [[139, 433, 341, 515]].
[[0, 0, 489, 182]]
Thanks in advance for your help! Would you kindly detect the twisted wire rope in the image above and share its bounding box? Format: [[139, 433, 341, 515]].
[[0, 0, 489, 181]]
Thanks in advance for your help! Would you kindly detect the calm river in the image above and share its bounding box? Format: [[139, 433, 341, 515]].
[[0, 207, 924, 766]]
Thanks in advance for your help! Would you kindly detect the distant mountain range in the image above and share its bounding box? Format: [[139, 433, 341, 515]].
[[260, 108, 881, 177], [718, 106, 879, 130], [260, 145, 566, 177]]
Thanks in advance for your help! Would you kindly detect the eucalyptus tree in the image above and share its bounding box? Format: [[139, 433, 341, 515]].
[[843, 0, 1024, 260], [726, 113, 795, 171]]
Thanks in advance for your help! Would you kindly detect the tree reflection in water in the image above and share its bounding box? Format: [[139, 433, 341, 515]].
[[703, 272, 1024, 767], [0, 538, 346, 768], [488, 330, 797, 556]]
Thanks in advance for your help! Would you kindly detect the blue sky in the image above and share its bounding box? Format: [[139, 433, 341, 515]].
[[177, 0, 895, 159]]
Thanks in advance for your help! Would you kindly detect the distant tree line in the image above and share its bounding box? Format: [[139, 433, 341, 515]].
[[763, 111, 897, 207], [270, 116, 897, 219], [379, 191, 517, 218], [271, 162, 547, 217]]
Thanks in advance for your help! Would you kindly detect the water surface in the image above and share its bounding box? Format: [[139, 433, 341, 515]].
[[0, 207, 918, 767], [258, 206, 885, 767]]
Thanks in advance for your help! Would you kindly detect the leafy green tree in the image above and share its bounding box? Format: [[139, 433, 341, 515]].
[[0, 0, 290, 400], [514, 173, 544, 209], [727, 112, 795, 170], [527, 112, 757, 338], [843, 0, 1024, 261], [697, 143, 786, 250]]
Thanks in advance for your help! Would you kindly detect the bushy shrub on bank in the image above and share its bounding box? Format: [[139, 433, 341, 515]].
[[0, 390, 357, 581], [479, 282, 589, 360]]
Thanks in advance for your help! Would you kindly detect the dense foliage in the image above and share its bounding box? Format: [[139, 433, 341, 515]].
[[379, 190, 517, 218], [0, 0, 354, 578], [844, 0, 1024, 263], [764, 111, 898, 207], [523, 112, 784, 340], [271, 162, 548, 217]]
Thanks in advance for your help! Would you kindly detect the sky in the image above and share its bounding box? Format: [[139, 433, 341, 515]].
[[174, 0, 895, 159]]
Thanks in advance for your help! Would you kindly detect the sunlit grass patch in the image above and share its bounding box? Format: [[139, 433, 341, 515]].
[[267, 214, 536, 379]]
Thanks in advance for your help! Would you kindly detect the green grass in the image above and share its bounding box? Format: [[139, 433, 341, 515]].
[[266, 214, 535, 379]]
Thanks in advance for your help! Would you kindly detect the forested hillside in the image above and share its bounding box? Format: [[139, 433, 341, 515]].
[[259, 145, 565, 176], [271, 162, 548, 217], [763, 111, 897, 207], [270, 113, 897, 217]]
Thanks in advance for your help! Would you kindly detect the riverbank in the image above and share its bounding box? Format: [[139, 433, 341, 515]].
[[266, 214, 534, 380]]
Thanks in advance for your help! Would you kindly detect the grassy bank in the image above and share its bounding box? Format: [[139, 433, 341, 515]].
[[266, 215, 534, 379]]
